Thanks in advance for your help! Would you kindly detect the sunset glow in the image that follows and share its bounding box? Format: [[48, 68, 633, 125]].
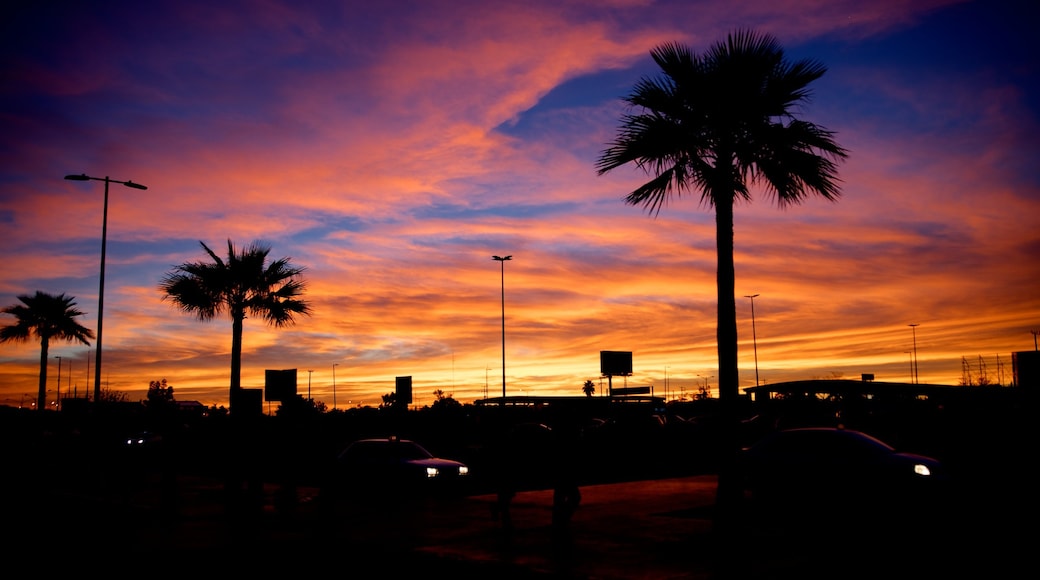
[[2, 0, 1037, 410]]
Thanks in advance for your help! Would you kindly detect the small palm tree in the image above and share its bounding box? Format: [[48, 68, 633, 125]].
[[1, 291, 94, 411], [159, 240, 311, 412], [596, 30, 848, 520], [582, 380, 595, 397]]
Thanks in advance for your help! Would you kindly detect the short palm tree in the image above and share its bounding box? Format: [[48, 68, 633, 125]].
[[159, 240, 311, 412], [596, 30, 848, 518], [1, 291, 94, 411]]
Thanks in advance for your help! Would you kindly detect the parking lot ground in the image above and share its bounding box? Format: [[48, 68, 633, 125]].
[[9, 471, 1030, 578]]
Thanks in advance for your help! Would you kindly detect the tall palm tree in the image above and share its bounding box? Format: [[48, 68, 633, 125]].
[[596, 30, 848, 520], [1, 291, 94, 411], [159, 240, 311, 412]]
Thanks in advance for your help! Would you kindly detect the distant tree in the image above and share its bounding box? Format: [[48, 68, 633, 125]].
[[596, 31, 847, 523], [146, 378, 176, 406], [276, 394, 326, 417], [97, 388, 130, 403], [380, 392, 397, 409], [159, 240, 311, 413], [431, 393, 460, 410], [0, 291, 94, 411], [582, 380, 596, 397]]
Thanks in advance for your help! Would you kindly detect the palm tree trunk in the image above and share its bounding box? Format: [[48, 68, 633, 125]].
[[37, 337, 50, 411], [716, 196, 739, 405], [230, 314, 244, 403], [713, 194, 743, 534]]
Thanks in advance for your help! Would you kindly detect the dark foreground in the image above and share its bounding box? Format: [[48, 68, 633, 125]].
[[4, 392, 1033, 578], [7, 466, 1031, 579]]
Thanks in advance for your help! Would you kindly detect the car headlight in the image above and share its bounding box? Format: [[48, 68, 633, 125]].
[[426, 467, 440, 478], [913, 463, 932, 477], [459, 466, 469, 476]]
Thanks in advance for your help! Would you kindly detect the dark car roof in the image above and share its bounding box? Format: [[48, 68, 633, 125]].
[[339, 437, 434, 460]]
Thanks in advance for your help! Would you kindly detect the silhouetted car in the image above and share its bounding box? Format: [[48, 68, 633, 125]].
[[335, 436, 470, 495], [738, 427, 946, 514], [124, 431, 163, 448]]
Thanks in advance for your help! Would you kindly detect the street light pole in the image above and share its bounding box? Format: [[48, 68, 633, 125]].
[[492, 255, 512, 399], [308, 369, 313, 400], [744, 294, 760, 387], [908, 324, 920, 384], [904, 351, 913, 383], [665, 366, 669, 402], [1032, 330, 1039, 351], [64, 174, 148, 402], [332, 363, 339, 410], [55, 356, 62, 410]]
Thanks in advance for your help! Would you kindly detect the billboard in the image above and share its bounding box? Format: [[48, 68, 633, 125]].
[[396, 376, 413, 405], [600, 351, 633, 376]]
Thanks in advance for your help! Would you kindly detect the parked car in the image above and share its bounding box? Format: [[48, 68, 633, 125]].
[[124, 431, 163, 447], [334, 436, 470, 496], [737, 427, 947, 515]]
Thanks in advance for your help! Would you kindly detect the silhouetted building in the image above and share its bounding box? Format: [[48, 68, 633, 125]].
[[1012, 350, 1039, 387]]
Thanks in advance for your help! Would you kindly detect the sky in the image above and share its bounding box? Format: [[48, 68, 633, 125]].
[[1, 0, 1038, 411]]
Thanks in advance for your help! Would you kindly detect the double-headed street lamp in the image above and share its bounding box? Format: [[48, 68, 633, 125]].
[[744, 294, 760, 387], [64, 174, 148, 402], [492, 255, 512, 399]]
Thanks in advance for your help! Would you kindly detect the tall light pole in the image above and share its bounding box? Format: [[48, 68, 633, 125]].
[[64, 174, 148, 402], [908, 324, 920, 384], [85, 350, 91, 400], [1032, 330, 1039, 351], [308, 369, 313, 400], [492, 255, 512, 399], [55, 356, 62, 410], [332, 363, 339, 410], [904, 351, 913, 383], [744, 294, 760, 387]]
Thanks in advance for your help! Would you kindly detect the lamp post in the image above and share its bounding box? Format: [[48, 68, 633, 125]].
[[1032, 330, 1039, 351], [308, 369, 313, 400], [64, 174, 148, 402], [85, 349, 91, 400], [492, 255, 512, 399], [908, 324, 920, 384], [55, 356, 62, 410], [904, 351, 913, 383], [744, 294, 760, 387], [332, 363, 339, 410]]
